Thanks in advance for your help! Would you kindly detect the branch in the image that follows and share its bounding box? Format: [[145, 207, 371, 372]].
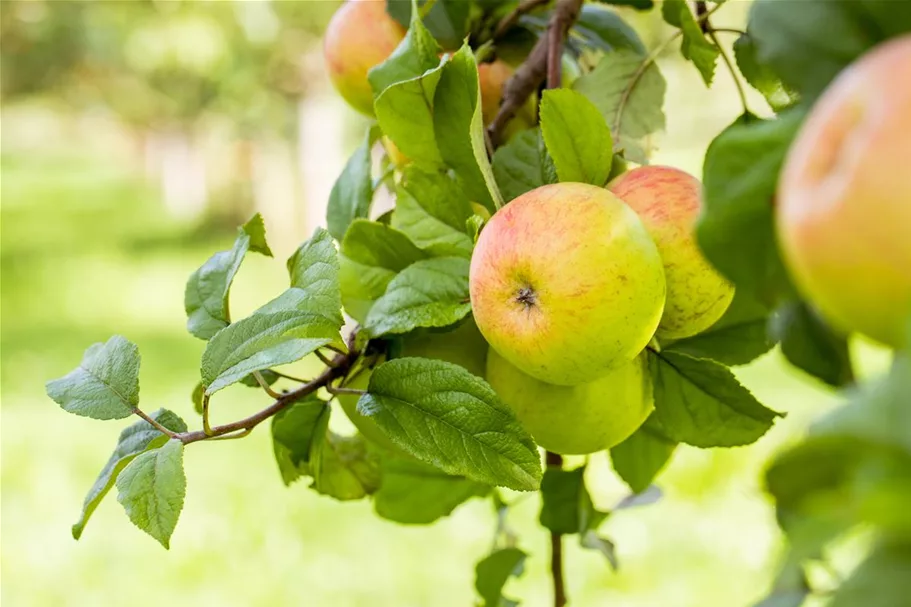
[[493, 0, 551, 41], [545, 451, 567, 607], [487, 0, 584, 147]]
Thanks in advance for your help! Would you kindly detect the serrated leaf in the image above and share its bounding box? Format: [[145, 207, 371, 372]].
[[539, 466, 607, 536], [732, 34, 796, 112], [573, 5, 647, 54], [271, 397, 326, 485], [697, 111, 802, 306], [370, 0, 442, 97], [770, 301, 853, 388], [650, 350, 781, 447], [662, 0, 718, 85], [539, 89, 613, 186], [492, 129, 549, 203], [115, 438, 186, 549], [374, 456, 489, 524], [375, 63, 446, 169], [358, 358, 543, 491], [327, 127, 378, 241], [72, 409, 187, 540], [573, 49, 666, 164], [365, 257, 472, 337], [46, 335, 140, 421], [475, 547, 527, 607], [185, 214, 273, 340], [392, 167, 475, 258], [610, 413, 676, 493], [433, 44, 504, 211], [309, 409, 381, 501], [386, 0, 471, 51]]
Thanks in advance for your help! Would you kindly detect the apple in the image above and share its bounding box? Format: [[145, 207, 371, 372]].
[[776, 35, 911, 348], [337, 319, 489, 449], [469, 182, 666, 386], [486, 348, 653, 455], [478, 59, 536, 138], [323, 1, 406, 116], [610, 166, 735, 340]]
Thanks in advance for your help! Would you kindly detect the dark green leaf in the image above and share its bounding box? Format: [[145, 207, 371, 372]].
[[492, 130, 549, 203], [72, 409, 187, 540], [539, 89, 613, 186], [358, 358, 543, 491], [662, 0, 719, 85], [115, 439, 186, 549], [46, 335, 140, 421], [593, 0, 653, 10], [327, 127, 378, 241], [309, 410, 381, 500], [375, 63, 446, 169], [370, 1, 442, 97], [392, 167, 475, 258], [733, 34, 796, 112], [386, 0, 471, 52], [365, 257, 472, 337], [610, 413, 677, 493], [650, 350, 781, 447], [475, 547, 527, 607], [770, 301, 853, 388], [539, 466, 607, 535], [829, 541, 911, 607], [373, 456, 489, 524], [271, 397, 326, 485], [573, 5, 647, 54]]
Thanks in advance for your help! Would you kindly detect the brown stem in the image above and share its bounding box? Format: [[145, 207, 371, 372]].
[[545, 451, 567, 607], [695, 1, 710, 35], [493, 0, 551, 41]]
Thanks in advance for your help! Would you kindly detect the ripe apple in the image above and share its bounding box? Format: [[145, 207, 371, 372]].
[[323, 1, 406, 116], [337, 319, 489, 449], [610, 166, 735, 340], [486, 349, 653, 455], [478, 59, 536, 138], [469, 182, 666, 386], [777, 35, 911, 348]]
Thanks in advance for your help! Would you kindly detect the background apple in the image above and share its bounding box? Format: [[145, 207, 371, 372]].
[[777, 35, 911, 348], [478, 59, 536, 139], [486, 349, 653, 455], [470, 182, 665, 386], [610, 166, 735, 340], [323, 1, 406, 116]]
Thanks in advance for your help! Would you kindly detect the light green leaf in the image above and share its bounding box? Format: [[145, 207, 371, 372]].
[[392, 167, 475, 258], [72, 409, 187, 540], [365, 257, 471, 337], [662, 0, 719, 86], [271, 397, 326, 485], [115, 438, 186, 549], [326, 127, 378, 241], [46, 335, 140, 421], [492, 129, 548, 203], [610, 413, 677, 494], [375, 65, 446, 169], [369, 1, 442, 97], [475, 547, 527, 607], [539, 89, 613, 186], [829, 541, 911, 607], [309, 409, 381, 501], [732, 34, 797, 112], [358, 358, 543, 491]]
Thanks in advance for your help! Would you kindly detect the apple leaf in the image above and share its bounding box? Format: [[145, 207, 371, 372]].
[[386, 0, 470, 51], [46, 335, 140, 421], [662, 0, 719, 86], [365, 257, 472, 337], [573, 5, 647, 54], [770, 300, 854, 388], [649, 350, 782, 447], [610, 413, 677, 494], [115, 438, 186, 549], [308, 407, 381, 501], [357, 358, 543, 491], [373, 456, 490, 525], [184, 213, 273, 340], [375, 64, 446, 169], [828, 541, 911, 607], [72, 408, 187, 540], [492, 129, 549, 203], [271, 396, 327, 486], [591, 0, 653, 11], [539, 466, 608, 536], [433, 44, 504, 212], [369, 0, 442, 98], [573, 49, 666, 164], [475, 547, 527, 607], [326, 127, 379, 242], [539, 89, 614, 186], [732, 34, 797, 112]]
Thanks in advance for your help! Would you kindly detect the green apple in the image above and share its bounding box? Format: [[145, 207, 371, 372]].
[[469, 182, 666, 386], [337, 318, 489, 449], [323, 1, 405, 116], [486, 348, 653, 455], [777, 35, 911, 348], [610, 166, 735, 340]]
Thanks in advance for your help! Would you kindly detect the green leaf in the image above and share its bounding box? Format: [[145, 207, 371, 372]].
[[752, 562, 811, 607], [539, 466, 607, 535], [697, 111, 803, 306], [326, 127, 378, 241], [375, 63, 446, 170], [358, 358, 543, 491], [309, 410, 381, 501], [573, 5, 647, 55], [662, 0, 719, 85], [191, 382, 204, 415], [373, 456, 489, 524], [392, 167, 475, 258], [650, 350, 781, 447], [666, 291, 776, 366], [433, 44, 504, 211], [539, 89, 613, 186], [271, 397, 326, 486], [580, 531, 619, 570], [492, 129, 549, 203], [369, 1, 442, 97], [475, 547, 527, 607], [46, 335, 140, 421], [115, 438, 186, 549], [72, 409, 187, 540], [593, 0, 653, 10], [610, 413, 677, 494], [386, 0, 471, 51], [732, 34, 796, 112], [770, 301, 853, 388], [184, 214, 273, 340], [573, 49, 666, 164], [829, 541, 911, 607], [238, 369, 280, 388], [365, 257, 472, 337]]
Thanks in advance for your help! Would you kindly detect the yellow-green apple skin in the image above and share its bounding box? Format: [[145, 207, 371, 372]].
[[338, 319, 489, 449], [486, 349, 653, 455], [776, 35, 911, 348], [610, 166, 735, 340], [469, 182, 666, 386], [323, 1, 406, 116]]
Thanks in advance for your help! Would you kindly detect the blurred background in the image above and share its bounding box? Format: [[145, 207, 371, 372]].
[[0, 1, 893, 606]]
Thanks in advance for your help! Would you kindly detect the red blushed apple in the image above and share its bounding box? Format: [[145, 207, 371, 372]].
[[323, 1, 406, 116], [777, 34, 911, 348], [610, 166, 735, 340]]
